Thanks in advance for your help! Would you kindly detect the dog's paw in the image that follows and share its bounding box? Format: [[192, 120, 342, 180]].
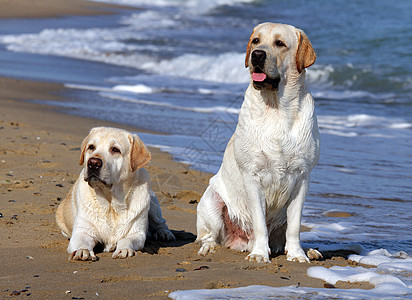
[[287, 253, 309, 263], [198, 241, 217, 256], [69, 249, 97, 261], [245, 252, 271, 263], [285, 245, 309, 263], [154, 229, 176, 241], [307, 248, 323, 260], [112, 248, 136, 259]]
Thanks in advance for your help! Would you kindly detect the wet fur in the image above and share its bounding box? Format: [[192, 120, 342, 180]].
[[196, 23, 321, 263]]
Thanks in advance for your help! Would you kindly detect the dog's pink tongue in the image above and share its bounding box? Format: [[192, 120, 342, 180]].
[[252, 72, 266, 82]]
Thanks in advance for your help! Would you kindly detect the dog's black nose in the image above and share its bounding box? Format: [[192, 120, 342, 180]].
[[88, 157, 102, 172], [251, 50, 266, 65]]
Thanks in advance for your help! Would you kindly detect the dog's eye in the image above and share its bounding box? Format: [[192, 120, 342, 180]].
[[88, 144, 95, 151], [275, 40, 286, 47], [111, 147, 121, 154], [252, 38, 259, 44]]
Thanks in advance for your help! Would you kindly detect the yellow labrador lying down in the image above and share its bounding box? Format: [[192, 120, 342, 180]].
[[197, 23, 322, 263], [56, 127, 175, 261]]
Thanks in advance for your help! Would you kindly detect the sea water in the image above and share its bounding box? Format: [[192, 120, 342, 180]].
[[0, 0, 410, 298]]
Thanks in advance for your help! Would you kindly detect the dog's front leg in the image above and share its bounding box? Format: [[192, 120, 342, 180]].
[[113, 217, 147, 259], [285, 179, 310, 263], [112, 233, 145, 259], [243, 174, 271, 263], [68, 218, 98, 261]]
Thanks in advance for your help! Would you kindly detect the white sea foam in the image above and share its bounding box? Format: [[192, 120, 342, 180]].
[[349, 249, 412, 273], [141, 52, 249, 84], [0, 28, 151, 68], [301, 221, 401, 244], [306, 64, 335, 88], [198, 88, 214, 94], [317, 114, 412, 137], [0, 25, 388, 95], [170, 281, 412, 299], [312, 89, 394, 100], [307, 248, 412, 296], [64, 83, 114, 93], [0, 23, 395, 99], [169, 246, 412, 299], [309, 266, 395, 285], [91, 0, 173, 6], [308, 265, 412, 294], [301, 221, 359, 241], [0, 30, 249, 84], [91, 0, 255, 13], [119, 10, 179, 29], [139, 53, 359, 89], [113, 84, 154, 94]]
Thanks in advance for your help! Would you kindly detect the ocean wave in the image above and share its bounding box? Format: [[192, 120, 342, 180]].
[[68, 80, 411, 138], [317, 114, 412, 137], [141, 52, 249, 84], [306, 64, 335, 87], [101, 92, 240, 114], [119, 10, 179, 29], [0, 26, 403, 101], [0, 27, 152, 68], [0, 28, 250, 84], [91, 0, 256, 13], [113, 84, 154, 94]]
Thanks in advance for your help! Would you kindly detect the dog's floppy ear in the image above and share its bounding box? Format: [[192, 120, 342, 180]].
[[79, 128, 96, 166], [245, 28, 256, 68], [295, 29, 316, 73], [129, 134, 151, 172]]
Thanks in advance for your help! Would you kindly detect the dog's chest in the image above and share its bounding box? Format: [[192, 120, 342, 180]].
[[252, 102, 317, 164], [248, 125, 312, 176], [241, 115, 316, 205], [89, 200, 130, 245], [96, 204, 117, 224], [258, 165, 298, 208]]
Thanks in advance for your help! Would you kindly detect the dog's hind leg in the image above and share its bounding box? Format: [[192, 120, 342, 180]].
[[269, 222, 286, 255], [196, 187, 224, 256], [148, 191, 175, 241]]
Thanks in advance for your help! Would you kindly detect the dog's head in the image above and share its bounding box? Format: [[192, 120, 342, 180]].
[[245, 23, 316, 91], [79, 127, 151, 189]]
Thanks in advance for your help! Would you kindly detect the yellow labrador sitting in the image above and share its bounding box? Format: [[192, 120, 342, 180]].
[[56, 127, 175, 261], [197, 23, 321, 263]]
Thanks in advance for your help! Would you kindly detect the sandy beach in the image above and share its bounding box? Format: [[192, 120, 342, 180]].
[[0, 0, 130, 19], [0, 1, 375, 299]]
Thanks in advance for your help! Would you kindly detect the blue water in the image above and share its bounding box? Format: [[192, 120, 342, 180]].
[[0, 0, 411, 295]]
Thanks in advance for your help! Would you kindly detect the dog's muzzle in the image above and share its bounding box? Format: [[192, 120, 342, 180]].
[[88, 157, 102, 175], [251, 50, 280, 90], [86, 157, 106, 186], [252, 49, 266, 67]]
